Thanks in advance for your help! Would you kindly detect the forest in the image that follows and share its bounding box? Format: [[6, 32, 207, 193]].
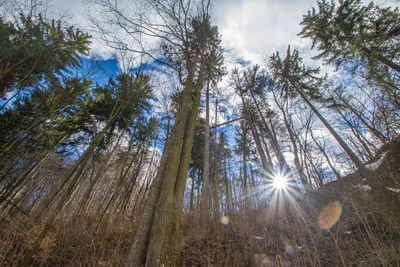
[[0, 0, 399, 266]]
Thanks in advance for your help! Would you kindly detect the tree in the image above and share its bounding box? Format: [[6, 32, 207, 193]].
[[268, 46, 369, 176], [32, 73, 153, 249], [271, 88, 309, 188], [200, 30, 225, 229], [299, 0, 400, 97], [0, 77, 94, 209], [232, 66, 294, 186], [232, 67, 271, 170], [0, 77, 92, 159], [0, 14, 90, 98], [96, 0, 227, 265], [234, 120, 252, 210]]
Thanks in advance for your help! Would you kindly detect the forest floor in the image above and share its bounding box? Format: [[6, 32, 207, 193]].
[[1, 138, 400, 266], [179, 137, 400, 266]]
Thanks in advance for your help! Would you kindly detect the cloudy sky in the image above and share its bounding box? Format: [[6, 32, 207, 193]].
[[1, 0, 397, 174], [3, 0, 397, 67], [213, 0, 316, 64], [0, 0, 335, 64]]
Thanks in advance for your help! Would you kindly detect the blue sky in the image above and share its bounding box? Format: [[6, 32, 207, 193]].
[[2, 0, 397, 70], [1, 0, 397, 180]]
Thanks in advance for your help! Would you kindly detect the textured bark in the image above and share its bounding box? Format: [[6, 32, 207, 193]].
[[171, 85, 202, 262], [200, 79, 211, 228], [125, 78, 192, 266], [125, 5, 217, 264], [145, 84, 201, 266]]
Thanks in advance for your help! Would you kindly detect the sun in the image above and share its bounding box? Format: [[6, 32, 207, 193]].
[[272, 173, 288, 190]]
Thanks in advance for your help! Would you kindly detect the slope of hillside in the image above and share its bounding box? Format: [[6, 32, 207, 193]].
[[178, 137, 400, 266]]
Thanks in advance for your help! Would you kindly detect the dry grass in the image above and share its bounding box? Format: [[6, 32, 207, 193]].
[[1, 139, 400, 266], [0, 213, 136, 266], [1, 188, 399, 266]]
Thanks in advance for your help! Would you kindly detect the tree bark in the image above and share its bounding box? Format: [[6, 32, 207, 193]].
[[126, 72, 194, 267], [200, 79, 211, 228], [145, 82, 202, 266]]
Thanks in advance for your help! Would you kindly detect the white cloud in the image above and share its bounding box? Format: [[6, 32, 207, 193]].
[[5, 0, 397, 67], [213, 0, 316, 65]]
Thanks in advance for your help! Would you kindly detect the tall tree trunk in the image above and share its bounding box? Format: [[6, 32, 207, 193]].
[[272, 92, 308, 187], [240, 121, 251, 211], [212, 92, 220, 220], [145, 81, 202, 266], [237, 86, 270, 169], [223, 157, 232, 214], [247, 83, 289, 169], [168, 84, 202, 263], [200, 79, 211, 228], [0, 133, 68, 208], [336, 109, 374, 159], [126, 71, 195, 267], [335, 93, 388, 143], [35, 115, 117, 241], [77, 133, 123, 214], [190, 177, 195, 213], [0, 117, 47, 159], [98, 140, 142, 223], [295, 87, 369, 176]]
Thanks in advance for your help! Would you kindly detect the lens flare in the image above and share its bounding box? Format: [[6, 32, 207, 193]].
[[318, 201, 342, 229], [220, 215, 230, 225], [272, 173, 288, 190]]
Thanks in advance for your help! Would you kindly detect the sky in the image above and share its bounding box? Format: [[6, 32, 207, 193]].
[[3, 0, 397, 67], [213, 0, 316, 65], [0, 0, 325, 65], [1, 0, 398, 175]]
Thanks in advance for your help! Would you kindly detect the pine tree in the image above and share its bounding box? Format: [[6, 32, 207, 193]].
[[0, 14, 90, 98], [30, 73, 153, 253], [268, 46, 370, 176], [299, 0, 400, 97]]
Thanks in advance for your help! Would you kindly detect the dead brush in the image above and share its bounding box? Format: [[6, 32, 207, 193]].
[[0, 212, 136, 266]]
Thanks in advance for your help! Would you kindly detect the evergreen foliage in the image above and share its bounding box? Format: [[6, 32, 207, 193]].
[[0, 0, 399, 266], [0, 14, 90, 97]]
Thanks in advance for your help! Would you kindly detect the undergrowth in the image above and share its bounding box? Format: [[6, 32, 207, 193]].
[[1, 139, 400, 266]]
